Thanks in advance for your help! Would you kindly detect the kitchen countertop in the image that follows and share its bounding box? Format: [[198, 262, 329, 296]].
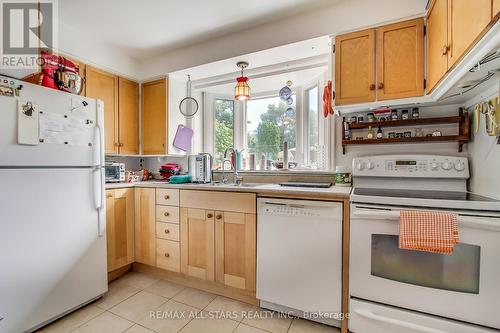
[[106, 181, 351, 199]]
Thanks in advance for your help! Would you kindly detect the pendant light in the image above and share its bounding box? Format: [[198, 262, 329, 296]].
[[235, 61, 250, 101]]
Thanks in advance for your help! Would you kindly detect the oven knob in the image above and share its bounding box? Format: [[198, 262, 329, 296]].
[[454, 161, 465, 171], [430, 162, 439, 170], [356, 161, 365, 170], [441, 161, 452, 170], [366, 161, 375, 169]]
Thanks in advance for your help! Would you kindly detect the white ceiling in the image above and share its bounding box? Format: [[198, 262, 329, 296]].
[[59, 0, 336, 60], [170, 36, 331, 82]]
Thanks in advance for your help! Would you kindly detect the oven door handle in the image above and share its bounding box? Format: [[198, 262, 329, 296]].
[[352, 208, 500, 231], [354, 308, 448, 333]]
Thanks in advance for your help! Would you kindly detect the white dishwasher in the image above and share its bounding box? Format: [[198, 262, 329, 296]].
[[256, 198, 342, 326]]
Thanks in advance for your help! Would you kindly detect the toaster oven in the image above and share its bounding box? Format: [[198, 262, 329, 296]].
[[105, 162, 125, 183]]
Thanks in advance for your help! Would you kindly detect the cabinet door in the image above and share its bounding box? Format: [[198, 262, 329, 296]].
[[180, 208, 215, 281], [335, 29, 376, 105], [86, 66, 119, 154], [376, 18, 424, 100], [134, 188, 156, 266], [118, 78, 139, 154], [494, 0, 500, 18], [106, 189, 135, 272], [427, 0, 449, 92], [215, 211, 256, 292], [142, 78, 167, 155], [448, 0, 491, 67]]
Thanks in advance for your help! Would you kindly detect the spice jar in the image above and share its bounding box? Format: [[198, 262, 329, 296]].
[[335, 166, 352, 187]]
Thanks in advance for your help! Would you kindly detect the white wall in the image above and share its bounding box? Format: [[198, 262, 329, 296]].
[[137, 0, 425, 80], [466, 81, 500, 199], [333, 104, 468, 172], [58, 22, 140, 79]]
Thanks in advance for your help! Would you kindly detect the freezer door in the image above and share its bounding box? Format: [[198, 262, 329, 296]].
[[0, 168, 107, 333], [0, 80, 103, 167]]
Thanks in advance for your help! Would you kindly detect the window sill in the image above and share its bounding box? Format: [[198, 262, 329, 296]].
[[212, 169, 335, 176]]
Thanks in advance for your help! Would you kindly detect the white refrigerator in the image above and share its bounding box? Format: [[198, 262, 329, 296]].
[[0, 76, 108, 333]]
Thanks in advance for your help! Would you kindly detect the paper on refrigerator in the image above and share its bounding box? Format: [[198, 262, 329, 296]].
[[39, 111, 94, 146]]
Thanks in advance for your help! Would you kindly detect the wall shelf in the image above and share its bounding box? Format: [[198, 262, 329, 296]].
[[342, 108, 470, 154]]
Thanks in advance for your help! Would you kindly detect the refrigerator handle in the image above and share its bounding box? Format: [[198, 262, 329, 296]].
[[93, 101, 105, 237], [93, 100, 105, 167], [93, 167, 105, 237]]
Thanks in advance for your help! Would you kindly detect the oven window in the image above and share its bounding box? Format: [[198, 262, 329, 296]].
[[371, 234, 480, 294]]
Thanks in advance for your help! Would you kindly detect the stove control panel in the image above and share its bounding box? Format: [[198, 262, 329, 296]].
[[352, 155, 469, 178]]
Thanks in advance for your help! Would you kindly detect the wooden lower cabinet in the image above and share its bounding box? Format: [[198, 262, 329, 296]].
[[157, 239, 180, 272], [215, 211, 256, 292], [134, 188, 156, 266], [180, 208, 215, 281], [106, 188, 135, 272], [494, 0, 500, 18]]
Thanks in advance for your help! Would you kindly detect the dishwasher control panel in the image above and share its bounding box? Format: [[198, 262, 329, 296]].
[[258, 198, 342, 220], [263, 205, 321, 217]]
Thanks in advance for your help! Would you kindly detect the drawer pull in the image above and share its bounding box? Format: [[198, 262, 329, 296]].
[[164, 195, 170, 200], [207, 213, 213, 218], [216, 214, 223, 220], [106, 193, 113, 198], [164, 252, 170, 258], [164, 211, 170, 217], [164, 229, 170, 234]]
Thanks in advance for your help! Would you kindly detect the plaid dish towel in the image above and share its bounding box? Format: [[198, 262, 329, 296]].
[[399, 210, 459, 254]]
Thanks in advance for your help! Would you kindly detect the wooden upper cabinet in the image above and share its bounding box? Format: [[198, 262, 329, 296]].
[[106, 189, 135, 272], [427, 0, 449, 92], [494, 0, 500, 18], [180, 208, 215, 281], [448, 0, 491, 67], [86, 66, 119, 154], [142, 78, 167, 155], [118, 78, 139, 154], [335, 29, 376, 105], [215, 211, 256, 292], [376, 18, 424, 100], [135, 188, 156, 266]]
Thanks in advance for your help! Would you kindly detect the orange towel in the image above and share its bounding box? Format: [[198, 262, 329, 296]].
[[399, 210, 459, 254]]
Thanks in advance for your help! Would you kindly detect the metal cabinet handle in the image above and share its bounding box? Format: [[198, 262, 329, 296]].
[[207, 213, 213, 218], [369, 83, 376, 91], [164, 211, 170, 217], [441, 45, 450, 56], [216, 214, 223, 220], [377, 82, 384, 90], [164, 229, 170, 234], [164, 195, 170, 200], [164, 253, 170, 258]]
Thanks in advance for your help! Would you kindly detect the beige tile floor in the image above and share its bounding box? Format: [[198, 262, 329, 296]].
[[37, 271, 340, 333]]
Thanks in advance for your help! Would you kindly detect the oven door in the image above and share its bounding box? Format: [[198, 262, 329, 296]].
[[350, 203, 500, 329]]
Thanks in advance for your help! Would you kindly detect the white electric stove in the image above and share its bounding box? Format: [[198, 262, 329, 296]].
[[349, 155, 500, 333]]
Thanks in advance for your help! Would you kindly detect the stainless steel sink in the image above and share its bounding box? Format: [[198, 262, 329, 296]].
[[210, 182, 262, 188]]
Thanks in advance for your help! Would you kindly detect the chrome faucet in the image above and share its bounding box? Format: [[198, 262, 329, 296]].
[[224, 147, 243, 185]]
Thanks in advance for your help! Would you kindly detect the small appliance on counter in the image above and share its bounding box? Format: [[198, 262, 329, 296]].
[[104, 162, 125, 183], [188, 153, 212, 183]]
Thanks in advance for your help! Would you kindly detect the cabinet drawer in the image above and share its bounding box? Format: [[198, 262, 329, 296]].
[[156, 205, 179, 223], [156, 222, 179, 241], [156, 239, 180, 272], [156, 188, 179, 206]]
